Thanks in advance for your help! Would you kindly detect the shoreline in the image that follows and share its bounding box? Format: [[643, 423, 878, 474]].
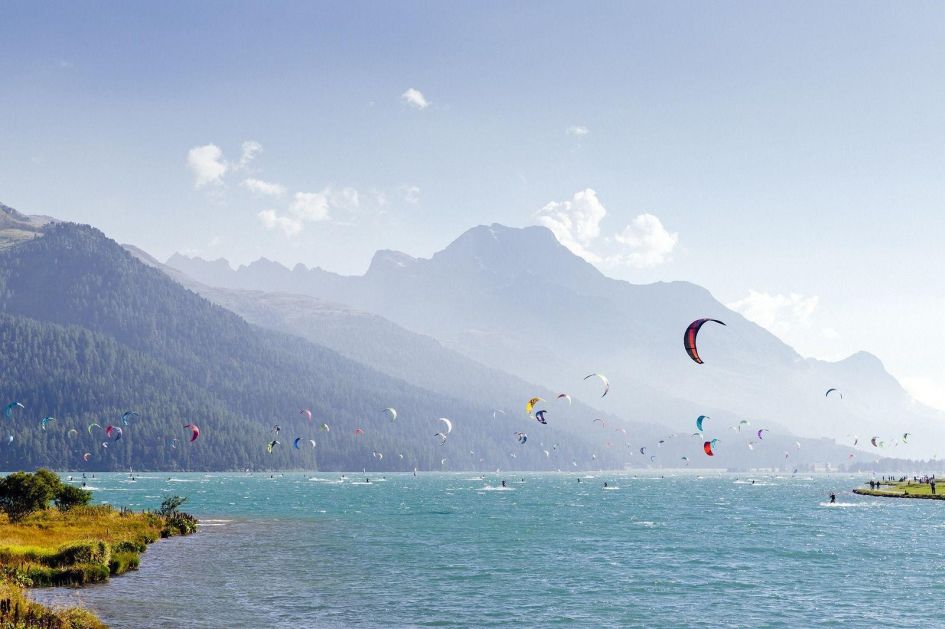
[[852, 480, 944, 501], [0, 505, 197, 627]]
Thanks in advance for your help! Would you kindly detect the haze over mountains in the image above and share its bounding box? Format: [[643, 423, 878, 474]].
[[0, 200, 931, 470], [167, 223, 945, 460], [0, 209, 606, 471]]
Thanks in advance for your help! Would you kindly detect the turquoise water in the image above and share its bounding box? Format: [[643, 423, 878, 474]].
[[31, 472, 945, 627]]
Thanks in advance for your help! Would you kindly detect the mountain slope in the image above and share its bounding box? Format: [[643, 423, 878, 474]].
[[0, 222, 605, 471], [154, 251, 869, 469], [167, 223, 945, 459]]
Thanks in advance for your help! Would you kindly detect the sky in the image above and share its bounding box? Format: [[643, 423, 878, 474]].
[[2, 1, 945, 409]]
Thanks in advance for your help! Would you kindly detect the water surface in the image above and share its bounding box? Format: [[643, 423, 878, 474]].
[[31, 472, 945, 627]]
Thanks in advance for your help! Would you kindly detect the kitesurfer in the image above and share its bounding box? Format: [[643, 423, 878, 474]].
[[604, 482, 608, 488], [501, 480, 506, 488], [829, 493, 836, 504]]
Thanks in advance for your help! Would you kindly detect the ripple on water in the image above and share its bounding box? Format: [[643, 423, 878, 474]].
[[29, 472, 945, 628]]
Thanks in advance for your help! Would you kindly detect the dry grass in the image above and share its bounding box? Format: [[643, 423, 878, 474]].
[[0, 506, 163, 552], [0, 580, 105, 629], [0, 506, 189, 627]]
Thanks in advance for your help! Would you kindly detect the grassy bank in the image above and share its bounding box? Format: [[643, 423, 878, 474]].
[[853, 481, 945, 500], [0, 486, 197, 628]]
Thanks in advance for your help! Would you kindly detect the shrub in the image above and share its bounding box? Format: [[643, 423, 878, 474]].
[[22, 564, 55, 587], [55, 562, 111, 586], [0, 472, 56, 522], [32, 468, 63, 493], [55, 483, 92, 511], [112, 539, 146, 554], [48, 540, 109, 567], [160, 511, 198, 538], [108, 551, 140, 575], [158, 495, 187, 517]]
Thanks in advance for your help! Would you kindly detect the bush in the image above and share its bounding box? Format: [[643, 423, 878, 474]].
[[112, 539, 146, 554], [22, 564, 55, 586], [48, 541, 109, 567], [0, 471, 56, 522], [108, 551, 140, 575], [158, 495, 187, 517], [0, 469, 92, 520], [161, 512, 198, 538], [55, 483, 92, 511], [54, 562, 110, 586]]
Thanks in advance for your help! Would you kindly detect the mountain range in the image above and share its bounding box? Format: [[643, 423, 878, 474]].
[[0, 212, 604, 471], [0, 198, 930, 470], [166, 223, 945, 461]]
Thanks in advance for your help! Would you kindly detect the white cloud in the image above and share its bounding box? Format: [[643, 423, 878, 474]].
[[257, 209, 302, 237], [187, 144, 228, 188], [534, 188, 607, 262], [612, 213, 679, 268], [187, 140, 262, 189], [566, 125, 589, 136], [401, 185, 421, 204], [401, 88, 430, 110], [255, 186, 365, 237], [728, 291, 820, 338], [238, 140, 263, 169], [289, 191, 331, 222], [242, 178, 286, 197], [283, 186, 360, 224], [535, 190, 678, 269]]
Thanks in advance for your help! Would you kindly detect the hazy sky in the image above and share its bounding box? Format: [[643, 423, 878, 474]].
[[2, 2, 944, 409]]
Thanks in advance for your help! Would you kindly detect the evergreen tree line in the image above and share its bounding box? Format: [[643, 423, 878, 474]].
[[0, 224, 608, 471]]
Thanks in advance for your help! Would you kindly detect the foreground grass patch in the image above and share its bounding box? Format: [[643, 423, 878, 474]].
[[0, 580, 105, 628], [0, 503, 196, 626]]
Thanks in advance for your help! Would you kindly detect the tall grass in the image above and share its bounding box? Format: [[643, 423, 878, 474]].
[[0, 504, 196, 626]]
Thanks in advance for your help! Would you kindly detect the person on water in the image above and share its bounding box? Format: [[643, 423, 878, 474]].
[[501, 480, 506, 488], [604, 482, 608, 488], [829, 493, 836, 504]]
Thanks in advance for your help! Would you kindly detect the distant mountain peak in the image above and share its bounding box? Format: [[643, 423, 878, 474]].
[[243, 257, 290, 272], [837, 350, 888, 374], [424, 223, 602, 286], [366, 249, 417, 276]]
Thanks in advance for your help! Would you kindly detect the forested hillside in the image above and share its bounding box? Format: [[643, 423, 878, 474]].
[[0, 223, 605, 471]]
